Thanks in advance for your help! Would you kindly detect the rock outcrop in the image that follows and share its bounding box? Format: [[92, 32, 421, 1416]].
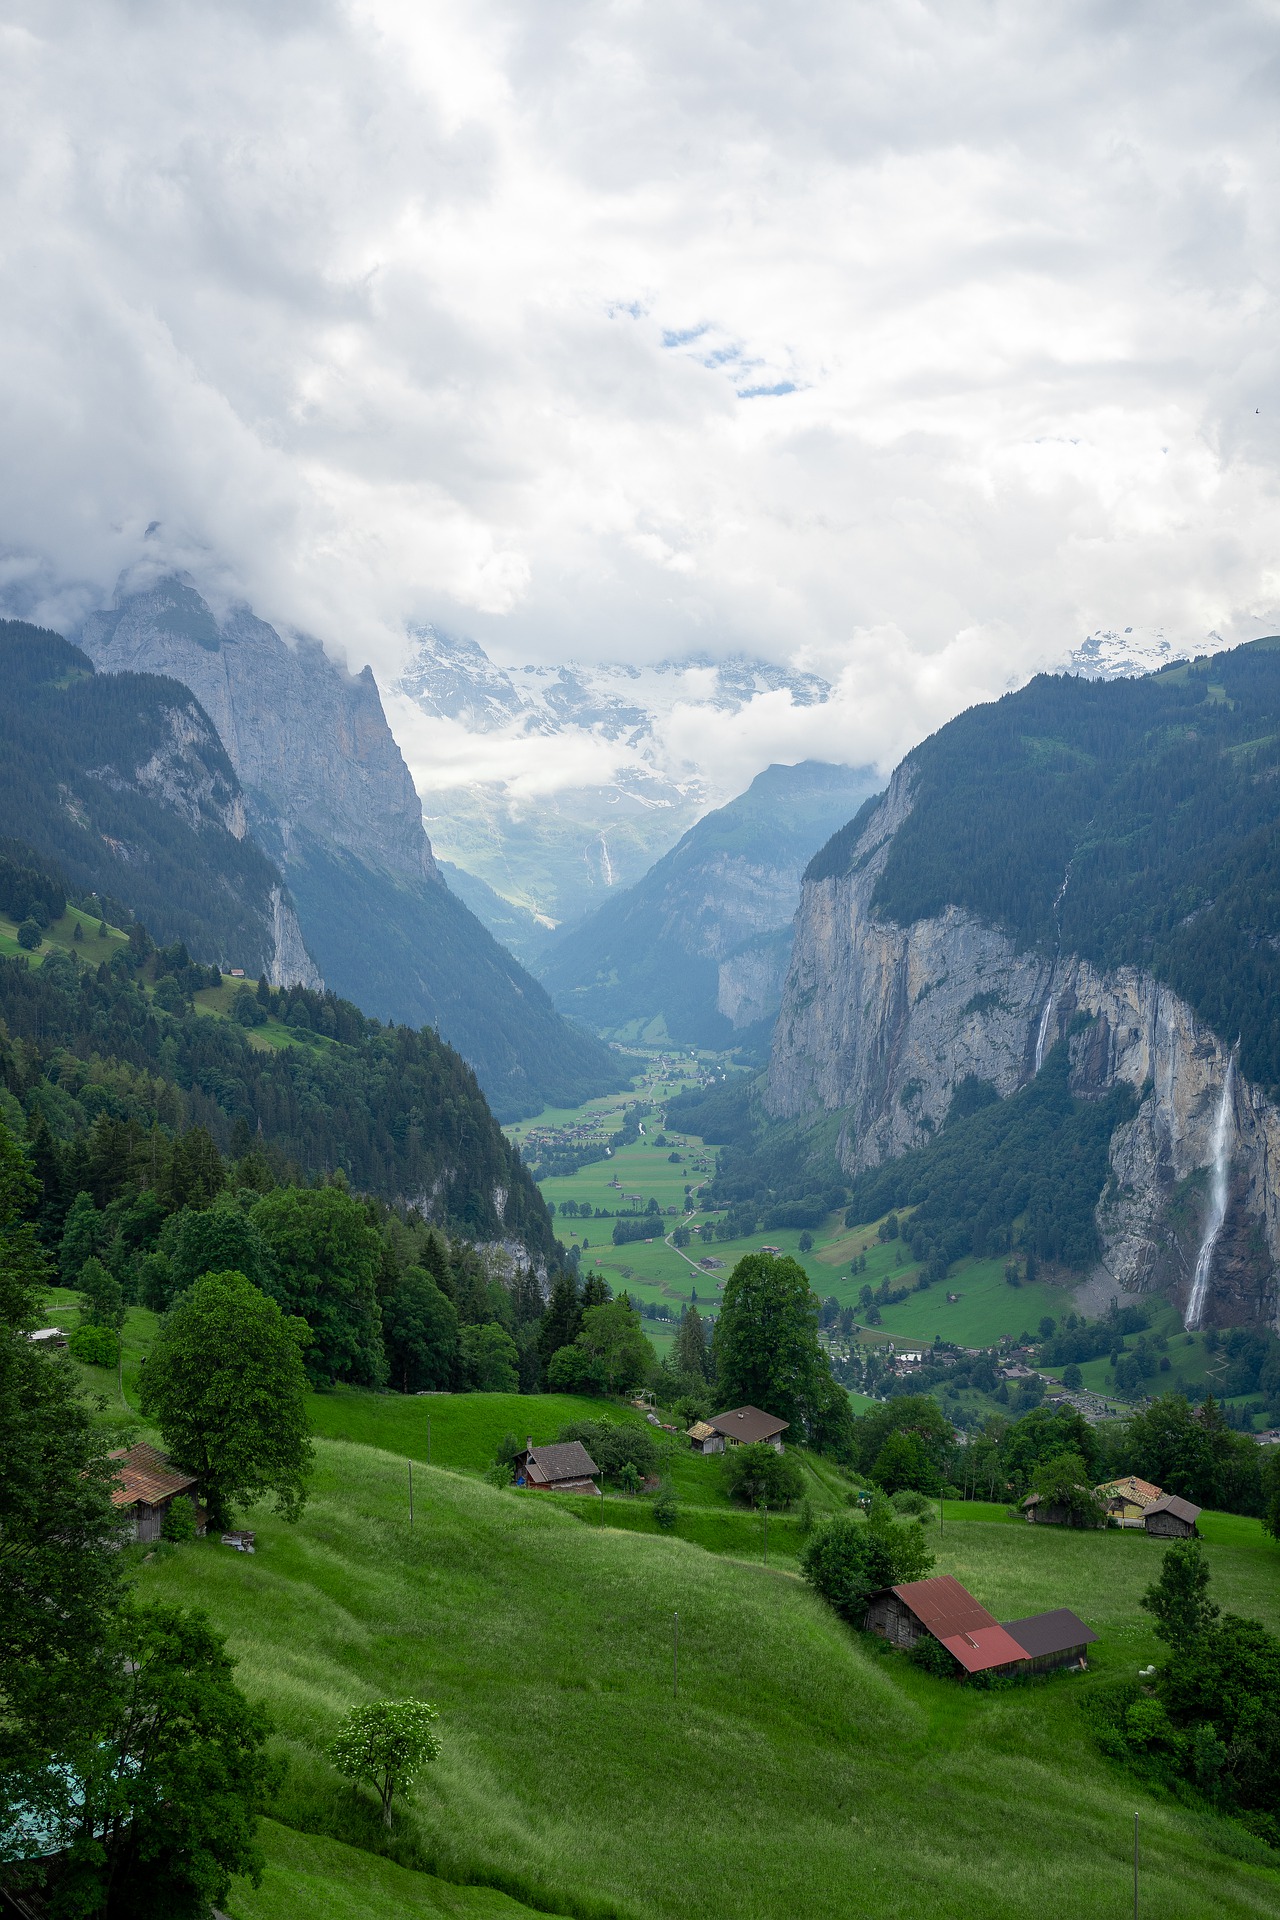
[[767, 771, 1280, 1331]]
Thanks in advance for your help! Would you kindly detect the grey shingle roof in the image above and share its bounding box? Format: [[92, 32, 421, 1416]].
[[525, 1440, 599, 1483]]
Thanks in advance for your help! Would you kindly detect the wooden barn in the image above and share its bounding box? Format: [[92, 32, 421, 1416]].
[[1001, 1608, 1098, 1673], [514, 1439, 600, 1493], [1143, 1493, 1201, 1539], [109, 1441, 204, 1544], [865, 1575, 1097, 1677]]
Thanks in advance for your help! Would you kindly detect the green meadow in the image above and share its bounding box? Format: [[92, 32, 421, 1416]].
[[134, 1430, 1280, 1920]]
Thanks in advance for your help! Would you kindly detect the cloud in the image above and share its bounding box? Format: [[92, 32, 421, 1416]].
[[2, 0, 1280, 798]]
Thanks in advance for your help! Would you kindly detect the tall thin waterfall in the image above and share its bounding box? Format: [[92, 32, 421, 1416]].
[[1033, 864, 1072, 1074], [1184, 1057, 1236, 1331], [1034, 993, 1055, 1074]]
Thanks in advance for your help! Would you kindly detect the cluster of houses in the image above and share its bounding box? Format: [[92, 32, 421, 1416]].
[[1023, 1473, 1201, 1537], [864, 1574, 1097, 1677], [513, 1404, 789, 1493]]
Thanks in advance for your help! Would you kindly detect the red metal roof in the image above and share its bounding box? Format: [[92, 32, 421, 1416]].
[[891, 1575, 997, 1641], [939, 1624, 1031, 1674]]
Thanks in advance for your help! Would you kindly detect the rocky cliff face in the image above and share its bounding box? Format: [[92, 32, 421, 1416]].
[[76, 573, 626, 1119], [81, 577, 436, 885], [768, 769, 1280, 1331]]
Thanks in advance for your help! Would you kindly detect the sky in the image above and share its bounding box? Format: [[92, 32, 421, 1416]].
[[3, 0, 1280, 793]]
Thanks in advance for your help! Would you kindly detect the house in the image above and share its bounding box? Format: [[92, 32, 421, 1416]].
[[863, 1575, 1030, 1675], [109, 1441, 204, 1543], [1096, 1475, 1163, 1526], [864, 1574, 1097, 1677], [27, 1327, 67, 1348], [1143, 1493, 1201, 1539], [686, 1420, 720, 1454], [692, 1405, 790, 1454], [1020, 1487, 1100, 1528], [513, 1438, 600, 1493], [1000, 1608, 1098, 1674]]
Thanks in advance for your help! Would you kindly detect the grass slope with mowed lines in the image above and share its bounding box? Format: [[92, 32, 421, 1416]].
[[139, 1436, 1280, 1920]]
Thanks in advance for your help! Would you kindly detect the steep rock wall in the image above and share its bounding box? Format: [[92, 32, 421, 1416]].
[[767, 773, 1280, 1330]]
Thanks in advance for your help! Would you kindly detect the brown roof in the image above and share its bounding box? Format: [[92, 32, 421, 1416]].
[[1144, 1493, 1201, 1525], [890, 1575, 996, 1640], [1002, 1608, 1098, 1658], [707, 1405, 789, 1444], [1096, 1475, 1162, 1507], [686, 1421, 717, 1441], [108, 1441, 197, 1508], [524, 1440, 600, 1484]]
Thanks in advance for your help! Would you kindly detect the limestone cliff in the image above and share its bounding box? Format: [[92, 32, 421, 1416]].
[[767, 769, 1280, 1331]]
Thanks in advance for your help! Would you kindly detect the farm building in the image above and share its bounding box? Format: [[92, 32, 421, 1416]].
[[864, 1575, 1096, 1676], [1001, 1608, 1098, 1674], [27, 1327, 67, 1349], [109, 1441, 204, 1543], [1143, 1493, 1201, 1538], [1096, 1475, 1163, 1526], [687, 1406, 790, 1454], [1020, 1487, 1100, 1528], [514, 1439, 600, 1493]]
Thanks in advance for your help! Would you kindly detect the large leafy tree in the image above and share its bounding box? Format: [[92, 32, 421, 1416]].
[[713, 1254, 823, 1430], [166, 1200, 279, 1306], [1125, 1393, 1262, 1513], [800, 1507, 936, 1625], [40, 1602, 277, 1919], [549, 1296, 652, 1397], [380, 1266, 459, 1393], [459, 1321, 520, 1391], [251, 1185, 385, 1387], [139, 1270, 313, 1529]]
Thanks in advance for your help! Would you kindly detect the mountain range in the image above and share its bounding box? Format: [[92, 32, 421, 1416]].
[[69, 574, 626, 1121], [536, 760, 879, 1049], [768, 639, 1280, 1333], [387, 627, 837, 942]]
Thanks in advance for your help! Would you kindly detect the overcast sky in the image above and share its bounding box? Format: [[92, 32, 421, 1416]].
[[3, 0, 1280, 783]]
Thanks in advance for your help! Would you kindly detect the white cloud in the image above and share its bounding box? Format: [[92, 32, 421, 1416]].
[[2, 0, 1280, 795]]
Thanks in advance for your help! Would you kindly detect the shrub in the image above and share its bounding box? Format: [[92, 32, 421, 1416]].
[[721, 1441, 804, 1510], [653, 1483, 679, 1530], [161, 1497, 198, 1544], [558, 1417, 656, 1483], [908, 1632, 963, 1678], [67, 1323, 121, 1369], [890, 1488, 933, 1519], [16, 919, 41, 950]]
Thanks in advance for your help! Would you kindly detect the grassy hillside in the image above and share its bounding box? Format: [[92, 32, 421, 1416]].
[[134, 1433, 1280, 1920]]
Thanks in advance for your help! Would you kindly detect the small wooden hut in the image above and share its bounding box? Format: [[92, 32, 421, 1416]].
[[1142, 1493, 1201, 1539]]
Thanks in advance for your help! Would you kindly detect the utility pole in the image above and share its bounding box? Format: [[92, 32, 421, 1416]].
[[1133, 1812, 1139, 1919], [673, 1610, 679, 1699], [427, 1414, 431, 1465], [762, 1501, 768, 1565], [409, 1461, 414, 1529]]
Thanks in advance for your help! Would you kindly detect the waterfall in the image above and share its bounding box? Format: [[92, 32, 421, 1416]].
[[1184, 1057, 1236, 1331], [1034, 991, 1055, 1074], [1032, 866, 1073, 1075]]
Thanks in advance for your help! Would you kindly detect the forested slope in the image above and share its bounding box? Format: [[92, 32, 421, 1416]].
[[0, 618, 300, 979], [0, 849, 556, 1264], [809, 638, 1280, 1096]]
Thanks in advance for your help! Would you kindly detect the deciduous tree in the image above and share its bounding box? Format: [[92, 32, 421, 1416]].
[[252, 1185, 385, 1387], [329, 1699, 441, 1830], [139, 1270, 313, 1529]]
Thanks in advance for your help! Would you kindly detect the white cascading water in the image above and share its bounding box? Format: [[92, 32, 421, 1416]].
[[1184, 1056, 1236, 1331], [1034, 992, 1055, 1074]]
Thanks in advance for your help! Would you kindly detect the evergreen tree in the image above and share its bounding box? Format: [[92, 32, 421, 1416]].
[[674, 1303, 710, 1382], [59, 1188, 102, 1285], [78, 1253, 125, 1331], [537, 1273, 583, 1371]]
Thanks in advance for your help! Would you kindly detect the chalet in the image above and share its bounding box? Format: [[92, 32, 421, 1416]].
[[109, 1441, 204, 1543], [865, 1575, 1097, 1676], [1143, 1493, 1201, 1539], [1096, 1475, 1163, 1526], [514, 1438, 600, 1493], [688, 1405, 790, 1454], [1020, 1487, 1099, 1528]]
